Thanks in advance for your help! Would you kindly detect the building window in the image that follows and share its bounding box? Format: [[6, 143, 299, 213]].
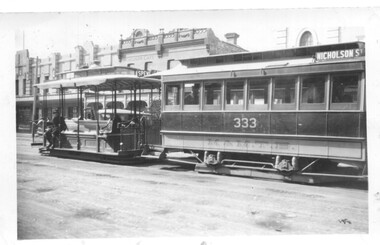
[[29, 78, 33, 95], [272, 77, 296, 110], [184, 82, 200, 105], [299, 31, 313, 47], [23, 79, 26, 95], [330, 73, 360, 110], [167, 59, 180, 70], [145, 62, 153, 71], [16, 80, 19, 96], [17, 54, 21, 65], [44, 75, 49, 95], [165, 84, 181, 106]]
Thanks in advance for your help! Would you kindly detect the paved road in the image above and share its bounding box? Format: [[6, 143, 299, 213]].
[[17, 133, 368, 239]]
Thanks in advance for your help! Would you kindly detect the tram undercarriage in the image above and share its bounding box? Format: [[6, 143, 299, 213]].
[[158, 149, 368, 184]]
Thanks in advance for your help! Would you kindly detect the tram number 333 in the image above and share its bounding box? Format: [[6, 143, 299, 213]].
[[233, 117, 257, 128]]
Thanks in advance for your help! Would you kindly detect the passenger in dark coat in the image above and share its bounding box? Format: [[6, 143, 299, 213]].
[[46, 109, 67, 149]]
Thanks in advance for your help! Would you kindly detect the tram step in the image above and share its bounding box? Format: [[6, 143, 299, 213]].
[[140, 154, 160, 159]]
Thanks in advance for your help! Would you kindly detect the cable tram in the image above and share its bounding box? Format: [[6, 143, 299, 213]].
[[154, 41, 367, 184], [34, 66, 161, 163]]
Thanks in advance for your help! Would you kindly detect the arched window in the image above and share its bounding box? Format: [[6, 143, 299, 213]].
[[135, 31, 143, 37], [299, 31, 313, 47]]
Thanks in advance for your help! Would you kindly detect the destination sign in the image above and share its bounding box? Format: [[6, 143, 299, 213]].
[[315, 48, 364, 61]]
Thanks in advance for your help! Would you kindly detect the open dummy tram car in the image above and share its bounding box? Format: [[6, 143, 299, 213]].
[[34, 66, 162, 163], [155, 41, 367, 184]]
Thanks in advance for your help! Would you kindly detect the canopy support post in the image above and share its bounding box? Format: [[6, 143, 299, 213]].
[[134, 82, 138, 149], [76, 85, 80, 150], [95, 86, 100, 153], [139, 83, 143, 146], [59, 85, 64, 148]]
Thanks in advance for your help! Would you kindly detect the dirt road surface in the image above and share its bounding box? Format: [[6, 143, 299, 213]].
[[17, 133, 368, 239]]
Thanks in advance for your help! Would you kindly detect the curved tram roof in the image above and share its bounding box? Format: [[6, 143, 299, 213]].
[[35, 73, 161, 91]]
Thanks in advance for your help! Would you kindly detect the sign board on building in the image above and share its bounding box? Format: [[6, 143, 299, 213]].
[[315, 48, 364, 61], [136, 69, 158, 77]]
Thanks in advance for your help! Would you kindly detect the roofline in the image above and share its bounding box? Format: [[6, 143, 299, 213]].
[[179, 41, 365, 61], [55, 66, 138, 76], [220, 40, 248, 52]]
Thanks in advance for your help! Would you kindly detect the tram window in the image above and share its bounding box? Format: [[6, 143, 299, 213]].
[[226, 80, 244, 110], [300, 75, 326, 110], [331, 74, 360, 110], [204, 81, 222, 109], [226, 81, 244, 105], [272, 77, 296, 110], [249, 79, 269, 107], [184, 83, 200, 105], [165, 84, 181, 106], [301, 76, 325, 103]]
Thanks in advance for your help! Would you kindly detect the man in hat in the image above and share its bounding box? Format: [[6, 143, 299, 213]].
[[46, 108, 67, 149]]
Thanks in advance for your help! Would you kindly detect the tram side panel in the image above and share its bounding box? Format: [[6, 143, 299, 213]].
[[161, 111, 366, 162]]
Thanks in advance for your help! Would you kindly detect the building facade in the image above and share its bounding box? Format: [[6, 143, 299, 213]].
[[275, 26, 365, 49], [15, 28, 247, 132]]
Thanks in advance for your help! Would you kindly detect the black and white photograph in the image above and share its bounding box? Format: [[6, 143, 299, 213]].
[[1, 1, 380, 245]]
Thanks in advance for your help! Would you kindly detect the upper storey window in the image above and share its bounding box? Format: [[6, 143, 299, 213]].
[[299, 31, 313, 47]]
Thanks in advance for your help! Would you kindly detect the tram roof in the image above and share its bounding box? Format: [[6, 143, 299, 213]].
[[149, 57, 315, 77], [150, 55, 365, 79], [148, 41, 365, 78], [34, 74, 161, 91]]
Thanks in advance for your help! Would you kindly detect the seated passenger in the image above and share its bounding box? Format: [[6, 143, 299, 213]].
[[112, 114, 121, 133], [46, 109, 67, 149]]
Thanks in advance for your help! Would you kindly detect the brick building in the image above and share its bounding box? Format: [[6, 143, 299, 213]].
[[15, 28, 247, 132]]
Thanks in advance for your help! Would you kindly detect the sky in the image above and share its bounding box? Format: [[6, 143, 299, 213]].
[[5, 7, 379, 58]]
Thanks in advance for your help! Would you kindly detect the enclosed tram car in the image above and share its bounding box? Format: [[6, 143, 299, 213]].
[[157, 42, 367, 183]]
